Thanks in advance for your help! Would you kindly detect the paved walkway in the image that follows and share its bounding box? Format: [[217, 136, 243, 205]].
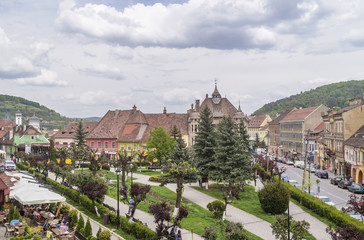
[[252, 179, 331, 240]]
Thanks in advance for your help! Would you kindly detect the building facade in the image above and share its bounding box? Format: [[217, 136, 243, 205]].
[[344, 125, 364, 183], [322, 98, 364, 177]]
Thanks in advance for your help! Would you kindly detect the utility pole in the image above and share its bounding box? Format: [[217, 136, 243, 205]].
[[302, 130, 310, 192], [287, 202, 290, 240]]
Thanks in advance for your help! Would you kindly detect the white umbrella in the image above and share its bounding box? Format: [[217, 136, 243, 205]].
[[14, 188, 65, 205]]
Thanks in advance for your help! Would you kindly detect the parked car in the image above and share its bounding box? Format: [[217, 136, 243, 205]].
[[342, 206, 363, 222], [278, 158, 284, 163], [330, 177, 343, 185], [307, 166, 316, 173], [4, 161, 16, 171], [289, 180, 299, 186], [317, 196, 335, 206], [294, 161, 304, 168], [282, 159, 288, 164], [338, 180, 352, 189], [347, 183, 364, 193], [316, 170, 328, 179], [286, 160, 294, 165], [281, 173, 290, 182]]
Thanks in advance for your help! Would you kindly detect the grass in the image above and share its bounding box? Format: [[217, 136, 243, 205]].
[[136, 168, 162, 176], [192, 183, 316, 240], [107, 182, 263, 239]]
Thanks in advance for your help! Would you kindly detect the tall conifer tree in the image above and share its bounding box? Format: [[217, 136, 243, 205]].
[[75, 121, 86, 149], [194, 106, 215, 187]]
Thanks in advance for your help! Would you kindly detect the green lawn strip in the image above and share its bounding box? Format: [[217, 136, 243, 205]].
[[64, 196, 135, 240], [192, 184, 316, 240], [135, 169, 162, 176], [290, 198, 337, 228]]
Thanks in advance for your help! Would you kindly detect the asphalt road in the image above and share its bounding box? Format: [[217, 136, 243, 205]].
[[279, 163, 357, 210]]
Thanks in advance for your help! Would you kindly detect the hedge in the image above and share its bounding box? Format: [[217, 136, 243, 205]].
[[282, 180, 364, 234], [16, 162, 157, 239]]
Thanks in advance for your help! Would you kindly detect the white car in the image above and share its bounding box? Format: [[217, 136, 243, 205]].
[[318, 196, 335, 206], [294, 161, 304, 168], [289, 180, 299, 186], [286, 160, 294, 165], [4, 161, 16, 171]]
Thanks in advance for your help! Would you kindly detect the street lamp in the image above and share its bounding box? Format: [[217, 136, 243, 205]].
[[115, 168, 121, 229], [130, 163, 133, 186]]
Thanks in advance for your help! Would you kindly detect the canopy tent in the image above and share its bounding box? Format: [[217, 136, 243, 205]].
[[0, 150, 6, 154], [13, 187, 65, 205]]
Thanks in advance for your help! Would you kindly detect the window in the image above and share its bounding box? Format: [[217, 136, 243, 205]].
[[128, 145, 131, 150], [105, 142, 109, 148], [91, 142, 94, 148], [63, 142, 68, 146], [98, 142, 102, 148], [112, 142, 116, 148], [120, 145, 124, 150]]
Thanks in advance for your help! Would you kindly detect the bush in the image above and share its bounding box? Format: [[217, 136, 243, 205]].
[[77, 214, 85, 232], [89, 237, 97, 240], [8, 204, 14, 221], [97, 227, 102, 239], [149, 174, 162, 182], [99, 230, 111, 240], [69, 209, 78, 228], [258, 181, 290, 215], [60, 204, 70, 214], [84, 218, 92, 238], [203, 226, 218, 240], [207, 200, 225, 219], [101, 164, 110, 171], [13, 209, 21, 221]]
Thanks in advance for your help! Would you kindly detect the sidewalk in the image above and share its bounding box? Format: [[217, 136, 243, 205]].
[[133, 173, 276, 239], [252, 179, 331, 240]]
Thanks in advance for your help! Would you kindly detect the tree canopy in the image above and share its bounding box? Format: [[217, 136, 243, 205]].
[[146, 126, 175, 165]]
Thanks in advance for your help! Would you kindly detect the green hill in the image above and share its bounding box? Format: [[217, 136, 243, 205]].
[[253, 80, 364, 117], [0, 94, 70, 130]]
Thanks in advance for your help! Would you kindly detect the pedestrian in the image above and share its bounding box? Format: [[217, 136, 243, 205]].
[[349, 176, 353, 182], [174, 225, 178, 239], [177, 229, 182, 240], [334, 168, 337, 175], [128, 197, 134, 214]]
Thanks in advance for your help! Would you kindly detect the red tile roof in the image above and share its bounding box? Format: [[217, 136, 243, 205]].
[[51, 122, 98, 139], [0, 119, 15, 138], [345, 124, 364, 147], [280, 106, 321, 122], [248, 115, 268, 128], [0, 173, 14, 187]]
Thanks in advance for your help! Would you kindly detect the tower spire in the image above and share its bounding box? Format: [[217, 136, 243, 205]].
[[238, 100, 242, 112]]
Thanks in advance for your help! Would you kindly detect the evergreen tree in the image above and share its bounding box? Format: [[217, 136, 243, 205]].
[[194, 106, 216, 187], [213, 116, 253, 212], [77, 214, 85, 232], [49, 139, 57, 163], [165, 131, 197, 208], [74, 121, 86, 149], [84, 218, 92, 238]]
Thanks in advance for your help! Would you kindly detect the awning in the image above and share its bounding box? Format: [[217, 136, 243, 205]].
[[13, 187, 65, 205]]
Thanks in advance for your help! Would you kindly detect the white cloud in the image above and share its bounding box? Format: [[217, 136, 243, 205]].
[[15, 69, 68, 87], [159, 88, 200, 105], [78, 64, 125, 80]]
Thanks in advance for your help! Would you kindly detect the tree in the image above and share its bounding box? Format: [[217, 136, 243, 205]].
[[88, 149, 101, 176], [271, 215, 310, 240], [164, 130, 197, 208], [83, 179, 107, 210], [258, 181, 290, 214], [194, 106, 216, 188], [49, 139, 57, 163], [222, 221, 249, 240], [77, 214, 85, 232], [129, 183, 151, 218], [146, 126, 175, 165], [113, 150, 134, 200], [84, 218, 92, 238], [149, 202, 189, 238], [345, 194, 364, 222], [207, 200, 225, 219], [326, 226, 364, 240], [213, 116, 253, 212], [74, 121, 87, 149]]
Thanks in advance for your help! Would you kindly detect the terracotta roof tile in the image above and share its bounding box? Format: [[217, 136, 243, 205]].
[[198, 98, 239, 118], [52, 122, 98, 139], [345, 124, 364, 147], [248, 115, 268, 128], [271, 108, 296, 124], [0, 119, 15, 138], [0, 173, 14, 187], [280, 106, 321, 122]]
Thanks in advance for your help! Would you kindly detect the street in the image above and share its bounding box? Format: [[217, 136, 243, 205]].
[[279, 163, 357, 210]]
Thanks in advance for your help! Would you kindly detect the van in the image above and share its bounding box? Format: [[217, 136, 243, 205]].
[[294, 161, 304, 168]]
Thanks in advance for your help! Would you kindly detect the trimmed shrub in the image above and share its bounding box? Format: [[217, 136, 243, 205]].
[[101, 164, 110, 171], [13, 209, 21, 221], [258, 181, 290, 215], [8, 204, 14, 221], [77, 214, 85, 232], [149, 174, 162, 182], [96, 227, 102, 239], [207, 200, 225, 219], [69, 209, 78, 228], [60, 204, 70, 214], [84, 218, 92, 238], [99, 230, 111, 240], [203, 226, 218, 240]]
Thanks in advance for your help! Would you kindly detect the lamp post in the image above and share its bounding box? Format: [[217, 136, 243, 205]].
[[115, 168, 121, 229], [130, 163, 133, 186]]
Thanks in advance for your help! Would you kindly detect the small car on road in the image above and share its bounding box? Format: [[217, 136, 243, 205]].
[[281, 173, 290, 182], [330, 176, 343, 185], [286, 160, 294, 165], [317, 196, 335, 206], [316, 170, 328, 179], [4, 161, 16, 171], [338, 180, 352, 189], [342, 206, 363, 222], [289, 180, 299, 186], [347, 183, 364, 194]]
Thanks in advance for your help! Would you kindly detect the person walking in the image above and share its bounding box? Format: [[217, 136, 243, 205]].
[[177, 229, 182, 240], [128, 197, 134, 214]]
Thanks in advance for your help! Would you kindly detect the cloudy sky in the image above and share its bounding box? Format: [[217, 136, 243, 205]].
[[1, 0, 364, 118]]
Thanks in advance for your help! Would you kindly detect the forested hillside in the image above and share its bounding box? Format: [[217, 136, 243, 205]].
[[0, 95, 70, 129], [253, 80, 364, 117]]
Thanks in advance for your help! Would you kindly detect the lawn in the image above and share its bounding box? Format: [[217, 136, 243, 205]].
[[192, 183, 316, 240], [107, 182, 263, 239]]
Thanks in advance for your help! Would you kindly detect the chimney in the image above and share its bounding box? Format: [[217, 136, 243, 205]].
[[191, 104, 194, 109], [205, 94, 208, 98], [9, 129, 13, 140], [132, 105, 137, 113], [195, 99, 200, 110], [163, 107, 167, 114]]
